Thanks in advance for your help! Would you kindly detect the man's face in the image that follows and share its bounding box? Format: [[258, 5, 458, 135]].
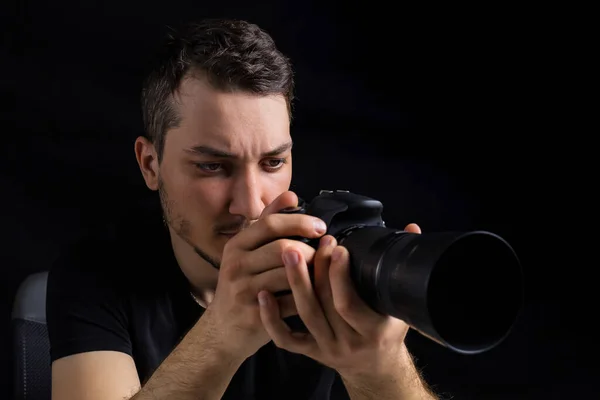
[[156, 77, 292, 268]]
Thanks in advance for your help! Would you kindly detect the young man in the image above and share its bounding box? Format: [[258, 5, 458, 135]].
[[47, 18, 438, 399]]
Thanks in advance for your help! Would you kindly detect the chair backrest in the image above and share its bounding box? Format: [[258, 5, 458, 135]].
[[11, 271, 51, 400]]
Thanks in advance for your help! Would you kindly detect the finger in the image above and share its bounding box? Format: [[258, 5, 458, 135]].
[[404, 223, 421, 234], [329, 246, 385, 337], [258, 290, 318, 355], [283, 248, 335, 345], [233, 213, 327, 251], [260, 190, 299, 218], [249, 267, 292, 294], [314, 235, 357, 338], [242, 239, 316, 275]]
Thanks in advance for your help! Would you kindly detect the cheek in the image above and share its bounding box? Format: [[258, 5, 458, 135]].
[[160, 163, 224, 221], [278, 164, 293, 186], [170, 165, 220, 204], [185, 180, 228, 214], [265, 169, 293, 201]]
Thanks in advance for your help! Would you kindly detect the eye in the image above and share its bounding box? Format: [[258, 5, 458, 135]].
[[263, 158, 287, 171], [195, 163, 223, 173]]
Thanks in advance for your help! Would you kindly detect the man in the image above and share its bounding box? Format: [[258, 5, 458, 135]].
[[47, 18, 438, 399]]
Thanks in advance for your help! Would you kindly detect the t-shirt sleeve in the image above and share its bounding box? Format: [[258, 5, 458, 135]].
[[46, 239, 132, 362]]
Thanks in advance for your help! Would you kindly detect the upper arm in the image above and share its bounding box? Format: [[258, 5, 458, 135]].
[[52, 351, 141, 400], [47, 240, 139, 399]]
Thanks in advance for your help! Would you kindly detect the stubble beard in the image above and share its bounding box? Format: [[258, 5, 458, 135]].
[[158, 176, 221, 270]]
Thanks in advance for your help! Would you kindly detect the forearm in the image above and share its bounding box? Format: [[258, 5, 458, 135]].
[[131, 313, 244, 400], [341, 345, 438, 400]]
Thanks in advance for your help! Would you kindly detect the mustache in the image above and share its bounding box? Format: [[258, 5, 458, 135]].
[[214, 219, 252, 233]]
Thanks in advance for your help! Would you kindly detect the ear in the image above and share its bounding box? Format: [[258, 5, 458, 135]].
[[134, 136, 159, 191]]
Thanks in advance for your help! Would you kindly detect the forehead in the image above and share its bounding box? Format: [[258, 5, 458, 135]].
[[167, 77, 291, 155]]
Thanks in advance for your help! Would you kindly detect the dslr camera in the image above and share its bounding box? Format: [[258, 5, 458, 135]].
[[280, 190, 523, 355]]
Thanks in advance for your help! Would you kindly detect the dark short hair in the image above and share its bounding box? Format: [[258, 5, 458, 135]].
[[141, 18, 295, 161]]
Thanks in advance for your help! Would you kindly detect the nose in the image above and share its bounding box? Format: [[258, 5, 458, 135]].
[[228, 168, 265, 221]]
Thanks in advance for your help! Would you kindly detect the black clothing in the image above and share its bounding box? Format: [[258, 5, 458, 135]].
[[46, 208, 350, 399]]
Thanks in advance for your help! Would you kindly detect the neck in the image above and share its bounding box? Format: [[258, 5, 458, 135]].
[[167, 225, 219, 306]]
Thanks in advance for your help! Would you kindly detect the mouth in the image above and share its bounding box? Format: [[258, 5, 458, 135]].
[[218, 231, 239, 238]]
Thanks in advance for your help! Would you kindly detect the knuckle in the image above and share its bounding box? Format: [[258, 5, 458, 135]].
[[262, 215, 279, 234], [277, 239, 292, 254], [328, 344, 343, 359], [222, 258, 243, 280], [344, 338, 363, 354]]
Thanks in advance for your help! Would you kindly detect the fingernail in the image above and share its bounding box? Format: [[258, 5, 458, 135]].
[[314, 219, 327, 234], [321, 236, 332, 248], [284, 251, 299, 266]]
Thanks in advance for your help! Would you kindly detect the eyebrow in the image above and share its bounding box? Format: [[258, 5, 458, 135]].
[[185, 141, 293, 158]]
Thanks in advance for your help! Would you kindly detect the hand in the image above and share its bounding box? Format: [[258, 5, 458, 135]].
[[258, 223, 423, 380], [202, 191, 327, 361]]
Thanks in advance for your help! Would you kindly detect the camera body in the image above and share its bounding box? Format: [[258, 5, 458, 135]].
[[281, 189, 387, 244]]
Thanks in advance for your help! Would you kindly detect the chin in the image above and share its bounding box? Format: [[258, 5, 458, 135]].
[[214, 234, 233, 251]]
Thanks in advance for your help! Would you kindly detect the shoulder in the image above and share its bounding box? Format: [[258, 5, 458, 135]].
[[45, 203, 183, 362], [49, 204, 174, 292]]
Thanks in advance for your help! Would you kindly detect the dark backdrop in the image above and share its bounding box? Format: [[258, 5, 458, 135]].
[[0, 1, 590, 399]]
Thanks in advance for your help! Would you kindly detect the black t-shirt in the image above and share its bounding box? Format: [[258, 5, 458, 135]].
[[46, 206, 350, 399]]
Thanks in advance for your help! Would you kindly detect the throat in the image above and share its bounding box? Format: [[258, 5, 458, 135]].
[[166, 226, 220, 301]]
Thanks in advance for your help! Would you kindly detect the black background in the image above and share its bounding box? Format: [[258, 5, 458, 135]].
[[0, 1, 592, 399]]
